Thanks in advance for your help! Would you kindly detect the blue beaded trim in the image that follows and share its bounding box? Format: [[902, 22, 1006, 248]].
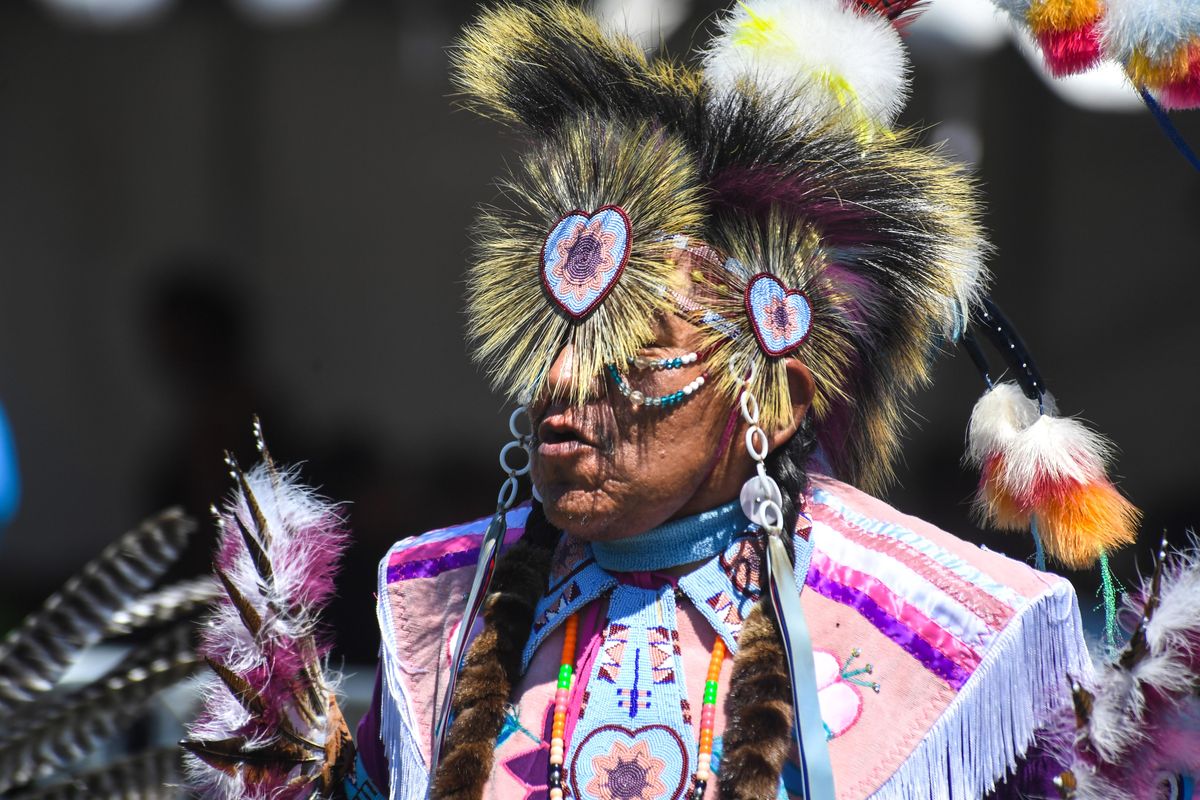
[[591, 500, 747, 572]]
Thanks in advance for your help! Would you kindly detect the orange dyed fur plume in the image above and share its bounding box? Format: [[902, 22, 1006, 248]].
[[966, 383, 1140, 569]]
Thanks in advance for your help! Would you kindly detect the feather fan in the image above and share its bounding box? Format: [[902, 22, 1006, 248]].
[[4, 748, 184, 800], [182, 446, 354, 800], [103, 575, 221, 637], [0, 622, 202, 793], [9, 753, 182, 800], [0, 509, 194, 715]]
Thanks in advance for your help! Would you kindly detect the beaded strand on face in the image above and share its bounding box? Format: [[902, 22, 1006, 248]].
[[628, 351, 701, 370], [607, 364, 709, 409], [548, 613, 579, 800]]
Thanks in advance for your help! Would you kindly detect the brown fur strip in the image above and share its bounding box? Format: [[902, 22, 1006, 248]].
[[719, 600, 794, 800], [430, 518, 558, 800]]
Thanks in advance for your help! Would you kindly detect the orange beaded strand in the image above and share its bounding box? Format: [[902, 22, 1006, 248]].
[[547, 613, 579, 800], [692, 635, 726, 797]]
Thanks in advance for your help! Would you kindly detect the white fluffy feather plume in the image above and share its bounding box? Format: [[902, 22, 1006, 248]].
[[964, 380, 1138, 568], [964, 381, 1121, 495], [964, 381, 1042, 467], [998, 411, 1114, 490], [702, 0, 911, 129]]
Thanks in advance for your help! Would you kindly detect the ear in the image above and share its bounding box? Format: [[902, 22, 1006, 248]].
[[768, 358, 816, 451]]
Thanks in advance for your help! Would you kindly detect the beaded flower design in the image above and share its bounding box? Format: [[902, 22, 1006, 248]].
[[585, 740, 668, 800], [542, 207, 631, 319], [745, 273, 813, 357]]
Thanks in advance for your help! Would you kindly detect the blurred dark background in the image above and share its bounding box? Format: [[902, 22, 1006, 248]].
[[0, 0, 1196, 667]]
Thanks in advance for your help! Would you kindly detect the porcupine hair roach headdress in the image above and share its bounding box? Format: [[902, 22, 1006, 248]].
[[456, 0, 987, 494]]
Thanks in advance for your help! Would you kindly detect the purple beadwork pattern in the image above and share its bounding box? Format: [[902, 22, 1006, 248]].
[[540, 206, 632, 320], [744, 272, 813, 357], [571, 726, 684, 800]]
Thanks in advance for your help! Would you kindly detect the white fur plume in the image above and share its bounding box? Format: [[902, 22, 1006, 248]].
[[964, 381, 1041, 466], [1103, 0, 1200, 63], [998, 412, 1114, 490], [702, 0, 911, 129]]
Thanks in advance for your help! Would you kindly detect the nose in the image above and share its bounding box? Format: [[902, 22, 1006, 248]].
[[545, 342, 577, 393], [537, 341, 604, 405]]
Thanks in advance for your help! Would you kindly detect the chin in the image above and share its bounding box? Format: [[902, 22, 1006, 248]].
[[537, 484, 622, 541]]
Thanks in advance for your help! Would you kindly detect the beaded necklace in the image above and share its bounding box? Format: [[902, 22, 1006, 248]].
[[548, 613, 578, 800], [546, 611, 727, 800]]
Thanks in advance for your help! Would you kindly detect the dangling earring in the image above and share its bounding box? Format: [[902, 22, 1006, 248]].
[[430, 403, 534, 776], [730, 355, 836, 800]]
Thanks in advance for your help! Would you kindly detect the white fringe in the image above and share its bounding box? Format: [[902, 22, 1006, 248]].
[[869, 578, 1092, 800], [376, 544, 431, 800]]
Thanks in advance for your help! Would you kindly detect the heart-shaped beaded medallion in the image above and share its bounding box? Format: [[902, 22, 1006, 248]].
[[540, 205, 632, 320], [744, 273, 813, 357]]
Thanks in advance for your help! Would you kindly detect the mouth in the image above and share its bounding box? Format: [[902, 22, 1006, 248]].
[[537, 413, 598, 457]]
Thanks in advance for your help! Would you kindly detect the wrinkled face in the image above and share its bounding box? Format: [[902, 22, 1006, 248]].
[[529, 310, 749, 541]]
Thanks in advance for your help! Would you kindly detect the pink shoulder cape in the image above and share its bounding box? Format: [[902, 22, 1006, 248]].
[[367, 477, 1090, 800]]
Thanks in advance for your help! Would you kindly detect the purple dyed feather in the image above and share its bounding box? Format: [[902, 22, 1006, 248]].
[[185, 458, 352, 800]]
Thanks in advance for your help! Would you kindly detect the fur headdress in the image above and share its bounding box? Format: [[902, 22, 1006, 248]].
[[455, 0, 987, 493]]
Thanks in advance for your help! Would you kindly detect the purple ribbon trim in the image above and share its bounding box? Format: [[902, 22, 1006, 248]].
[[388, 546, 482, 582], [805, 570, 971, 691]]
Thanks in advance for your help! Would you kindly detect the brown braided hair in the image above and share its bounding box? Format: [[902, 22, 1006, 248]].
[[430, 504, 559, 799]]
